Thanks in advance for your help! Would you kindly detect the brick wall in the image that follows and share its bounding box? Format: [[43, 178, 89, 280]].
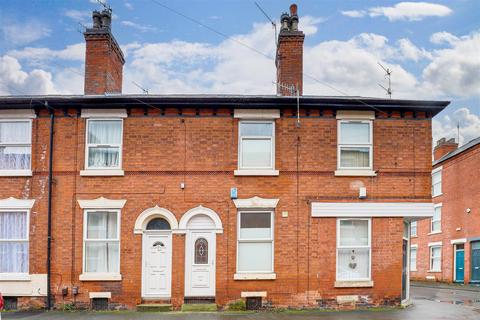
[[0, 107, 433, 309]]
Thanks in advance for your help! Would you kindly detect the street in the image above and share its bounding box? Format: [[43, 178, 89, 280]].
[[2, 285, 480, 319]]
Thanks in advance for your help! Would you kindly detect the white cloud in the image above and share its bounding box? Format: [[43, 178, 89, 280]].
[[64, 9, 90, 23], [124, 1, 133, 10], [1, 21, 51, 46], [121, 21, 158, 33], [343, 2, 452, 21], [341, 10, 366, 18], [430, 31, 460, 45], [8, 43, 85, 64], [396, 38, 432, 61], [433, 108, 480, 145]]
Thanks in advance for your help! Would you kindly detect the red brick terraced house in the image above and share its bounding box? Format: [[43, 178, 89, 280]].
[[410, 137, 480, 284], [0, 5, 449, 311]]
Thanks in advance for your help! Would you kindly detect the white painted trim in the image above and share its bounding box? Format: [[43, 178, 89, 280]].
[[234, 273, 276, 280], [0, 274, 47, 296], [77, 197, 126, 209], [426, 275, 436, 280], [89, 292, 111, 299], [451, 238, 467, 244], [177, 205, 223, 234], [234, 169, 279, 176], [134, 206, 178, 234], [336, 110, 375, 120], [428, 241, 443, 247], [434, 203, 443, 208], [234, 109, 280, 119], [312, 202, 434, 218], [0, 197, 35, 209], [79, 273, 122, 281], [0, 170, 32, 177], [0, 109, 36, 118], [80, 169, 124, 176], [410, 244, 418, 248], [0, 273, 31, 281], [334, 170, 377, 177], [334, 280, 374, 288], [432, 166, 443, 174], [233, 196, 279, 209], [81, 109, 127, 118], [427, 231, 442, 235], [241, 291, 267, 298]]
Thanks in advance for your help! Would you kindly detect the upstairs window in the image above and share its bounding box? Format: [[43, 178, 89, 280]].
[[432, 168, 442, 197], [410, 247, 417, 271], [238, 121, 274, 170], [0, 120, 32, 172], [410, 221, 417, 237], [338, 121, 372, 170], [86, 119, 123, 170], [0, 211, 29, 274], [431, 205, 442, 233]]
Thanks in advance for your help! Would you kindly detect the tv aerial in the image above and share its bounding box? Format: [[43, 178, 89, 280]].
[[377, 62, 392, 99], [254, 2, 277, 46]]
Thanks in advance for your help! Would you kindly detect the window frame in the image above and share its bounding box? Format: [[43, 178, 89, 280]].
[[431, 167, 442, 197], [84, 118, 124, 170], [336, 218, 372, 282], [410, 247, 417, 271], [429, 245, 442, 272], [236, 210, 274, 274], [0, 119, 33, 174], [337, 120, 373, 170], [410, 221, 417, 237], [431, 204, 442, 233], [82, 209, 121, 276], [238, 120, 275, 171], [0, 209, 30, 277]]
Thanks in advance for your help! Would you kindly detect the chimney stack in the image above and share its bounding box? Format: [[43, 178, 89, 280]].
[[434, 137, 458, 161], [84, 9, 125, 95], [276, 4, 304, 96]]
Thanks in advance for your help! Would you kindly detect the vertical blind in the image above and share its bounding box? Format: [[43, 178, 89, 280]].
[[0, 211, 28, 273]]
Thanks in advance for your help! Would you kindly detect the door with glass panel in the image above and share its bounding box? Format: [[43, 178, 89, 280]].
[[472, 242, 480, 282], [185, 231, 215, 297], [454, 244, 464, 283]]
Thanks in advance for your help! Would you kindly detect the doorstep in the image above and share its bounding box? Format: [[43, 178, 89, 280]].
[[136, 303, 172, 312], [181, 303, 218, 312]]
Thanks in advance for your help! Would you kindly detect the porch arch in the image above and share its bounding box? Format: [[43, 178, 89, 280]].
[[177, 205, 223, 233], [134, 206, 178, 234]]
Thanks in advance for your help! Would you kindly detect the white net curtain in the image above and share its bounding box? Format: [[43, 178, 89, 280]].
[[0, 121, 31, 170], [0, 212, 29, 273], [85, 211, 119, 273], [87, 120, 122, 168]]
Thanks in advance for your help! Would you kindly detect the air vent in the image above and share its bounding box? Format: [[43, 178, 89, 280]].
[[184, 297, 215, 304], [91, 298, 109, 311], [3, 297, 18, 310], [246, 297, 262, 310]]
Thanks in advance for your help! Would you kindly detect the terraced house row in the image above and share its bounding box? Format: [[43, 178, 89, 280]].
[[0, 5, 449, 311]]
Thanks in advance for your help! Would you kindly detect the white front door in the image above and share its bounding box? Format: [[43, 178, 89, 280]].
[[142, 232, 172, 298], [185, 230, 216, 297]]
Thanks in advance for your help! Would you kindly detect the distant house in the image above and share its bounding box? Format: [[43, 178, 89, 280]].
[[410, 137, 480, 284], [0, 5, 449, 311]]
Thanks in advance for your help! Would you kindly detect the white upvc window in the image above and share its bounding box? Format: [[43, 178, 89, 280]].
[[237, 211, 274, 273], [429, 245, 442, 271], [337, 120, 373, 170], [336, 218, 371, 281], [85, 119, 123, 170], [432, 167, 442, 197], [0, 120, 32, 175], [431, 205, 442, 233], [238, 121, 275, 171], [0, 210, 29, 275], [410, 247, 417, 271], [410, 221, 417, 237], [83, 210, 120, 275]]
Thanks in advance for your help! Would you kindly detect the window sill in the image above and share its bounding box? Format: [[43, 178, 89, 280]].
[[0, 170, 32, 177], [234, 273, 276, 280], [79, 273, 122, 281], [427, 270, 442, 273], [80, 169, 124, 177], [428, 231, 442, 235], [334, 170, 377, 177], [334, 280, 373, 288], [432, 193, 443, 198], [0, 273, 31, 281], [410, 269, 417, 272], [234, 169, 279, 176], [410, 235, 418, 238]]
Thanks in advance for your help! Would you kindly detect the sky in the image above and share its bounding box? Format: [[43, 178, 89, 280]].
[[0, 0, 479, 145]]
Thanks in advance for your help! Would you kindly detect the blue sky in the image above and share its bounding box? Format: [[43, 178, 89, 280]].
[[0, 0, 479, 144]]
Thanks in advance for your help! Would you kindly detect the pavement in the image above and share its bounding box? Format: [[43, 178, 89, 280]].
[[2, 285, 480, 319]]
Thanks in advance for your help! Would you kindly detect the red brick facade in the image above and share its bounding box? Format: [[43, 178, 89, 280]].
[[411, 139, 480, 283]]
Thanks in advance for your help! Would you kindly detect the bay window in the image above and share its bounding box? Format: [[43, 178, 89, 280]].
[[0, 211, 29, 275], [0, 120, 32, 174], [86, 119, 123, 170], [83, 210, 120, 275], [336, 218, 371, 281], [338, 121, 372, 170], [237, 211, 273, 273]]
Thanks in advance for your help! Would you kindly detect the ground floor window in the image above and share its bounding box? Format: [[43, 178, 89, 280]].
[[0, 211, 29, 273], [84, 210, 120, 273], [336, 218, 371, 281], [410, 247, 417, 271], [429, 245, 442, 272], [237, 211, 274, 273]]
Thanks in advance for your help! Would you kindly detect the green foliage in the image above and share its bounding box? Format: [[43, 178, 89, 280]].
[[227, 299, 246, 311]]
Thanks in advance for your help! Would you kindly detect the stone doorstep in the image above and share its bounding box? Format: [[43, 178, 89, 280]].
[[181, 303, 218, 312], [136, 304, 172, 312]]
